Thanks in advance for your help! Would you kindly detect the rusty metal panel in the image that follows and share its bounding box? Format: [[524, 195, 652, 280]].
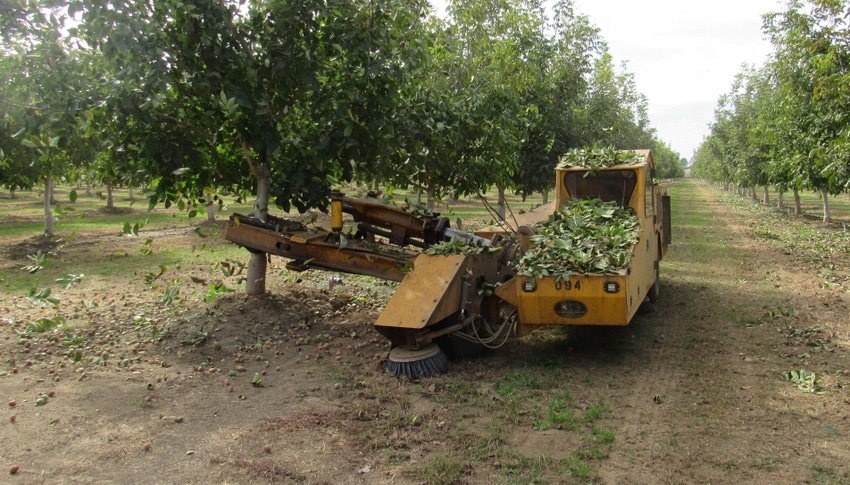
[[376, 254, 468, 329], [225, 220, 413, 282]]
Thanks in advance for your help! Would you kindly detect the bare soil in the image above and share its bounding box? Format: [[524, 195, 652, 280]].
[[2, 180, 850, 484]]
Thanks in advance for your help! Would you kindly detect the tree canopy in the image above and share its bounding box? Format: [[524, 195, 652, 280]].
[[692, 0, 849, 222], [2, 0, 684, 290]]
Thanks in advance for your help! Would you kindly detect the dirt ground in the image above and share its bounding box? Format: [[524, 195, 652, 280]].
[[2, 180, 850, 484]]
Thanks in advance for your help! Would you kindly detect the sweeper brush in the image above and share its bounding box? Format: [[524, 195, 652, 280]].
[[386, 344, 450, 379]]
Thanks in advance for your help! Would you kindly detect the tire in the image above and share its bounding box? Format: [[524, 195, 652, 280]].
[[648, 265, 660, 304]]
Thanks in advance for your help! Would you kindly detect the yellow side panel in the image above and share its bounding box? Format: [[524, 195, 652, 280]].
[[496, 274, 632, 327], [376, 254, 467, 329]]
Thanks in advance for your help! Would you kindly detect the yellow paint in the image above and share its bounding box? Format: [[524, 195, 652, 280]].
[[376, 254, 468, 329], [496, 149, 668, 330], [330, 198, 343, 232]]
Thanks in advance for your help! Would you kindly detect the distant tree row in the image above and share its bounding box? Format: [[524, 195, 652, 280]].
[[1, 0, 683, 293], [692, 0, 849, 223]]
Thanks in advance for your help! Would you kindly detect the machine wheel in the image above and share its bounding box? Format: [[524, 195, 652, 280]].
[[648, 267, 660, 304]]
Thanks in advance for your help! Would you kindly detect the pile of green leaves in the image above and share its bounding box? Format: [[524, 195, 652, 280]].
[[514, 198, 640, 279], [425, 238, 499, 256], [557, 147, 643, 171]]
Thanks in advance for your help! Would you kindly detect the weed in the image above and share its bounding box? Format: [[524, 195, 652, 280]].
[[494, 369, 542, 396], [591, 425, 615, 445], [405, 457, 466, 485], [537, 393, 577, 431], [583, 399, 609, 423], [561, 454, 593, 478], [811, 464, 849, 484]]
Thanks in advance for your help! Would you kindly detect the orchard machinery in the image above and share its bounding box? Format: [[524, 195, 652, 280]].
[[225, 149, 671, 378]]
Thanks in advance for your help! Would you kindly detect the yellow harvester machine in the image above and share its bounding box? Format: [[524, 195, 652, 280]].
[[225, 149, 671, 377]]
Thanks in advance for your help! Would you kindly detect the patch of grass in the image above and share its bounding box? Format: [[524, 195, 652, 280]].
[[560, 454, 594, 479], [493, 369, 543, 396], [583, 399, 608, 423], [533, 391, 576, 431], [811, 464, 850, 484], [405, 456, 466, 485], [494, 449, 550, 484]]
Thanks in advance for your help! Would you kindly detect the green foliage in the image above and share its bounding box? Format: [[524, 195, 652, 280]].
[[514, 198, 640, 279], [23, 316, 65, 334], [56, 273, 85, 289], [216, 259, 245, 278], [425, 238, 499, 256], [785, 369, 823, 394], [27, 287, 60, 307], [558, 147, 643, 172], [205, 283, 234, 303], [144, 264, 167, 286], [251, 373, 263, 387], [180, 332, 208, 347], [122, 219, 146, 236], [160, 286, 179, 306], [21, 250, 47, 273], [696, 1, 850, 210]]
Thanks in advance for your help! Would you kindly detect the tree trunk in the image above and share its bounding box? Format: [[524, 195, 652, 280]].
[[793, 188, 801, 215], [777, 192, 785, 211], [205, 201, 216, 222], [10, 188, 16, 199], [86, 183, 92, 197], [44, 177, 55, 236], [762, 185, 769, 206], [426, 183, 436, 211], [822, 191, 831, 224], [128, 187, 135, 202], [106, 182, 114, 209], [750, 187, 757, 201], [541, 188, 549, 205], [496, 184, 507, 221], [244, 143, 271, 296]]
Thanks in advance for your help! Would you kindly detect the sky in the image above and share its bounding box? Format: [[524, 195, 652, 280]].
[[571, 0, 784, 160], [431, 0, 785, 160]]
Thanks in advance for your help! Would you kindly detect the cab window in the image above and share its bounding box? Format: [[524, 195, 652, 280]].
[[562, 170, 637, 207]]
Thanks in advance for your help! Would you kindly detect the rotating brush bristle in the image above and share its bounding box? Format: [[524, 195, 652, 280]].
[[386, 343, 449, 379]]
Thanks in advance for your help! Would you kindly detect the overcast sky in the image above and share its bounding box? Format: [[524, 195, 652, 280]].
[[431, 0, 784, 160], [572, 0, 784, 159]]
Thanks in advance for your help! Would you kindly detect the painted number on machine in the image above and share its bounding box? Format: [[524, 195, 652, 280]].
[[555, 279, 581, 291]]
